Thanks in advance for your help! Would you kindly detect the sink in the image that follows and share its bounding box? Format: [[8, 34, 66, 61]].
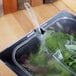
[[0, 10, 76, 76]]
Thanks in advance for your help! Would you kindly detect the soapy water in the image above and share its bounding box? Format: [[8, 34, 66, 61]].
[[24, 2, 50, 57]]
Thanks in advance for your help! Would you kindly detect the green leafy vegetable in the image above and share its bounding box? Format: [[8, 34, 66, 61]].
[[22, 29, 76, 76], [45, 30, 76, 75]]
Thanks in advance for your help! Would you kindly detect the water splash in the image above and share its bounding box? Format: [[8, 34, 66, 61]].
[[24, 2, 50, 56]]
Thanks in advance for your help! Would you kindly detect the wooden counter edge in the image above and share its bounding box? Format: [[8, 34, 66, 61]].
[[0, 60, 17, 76]]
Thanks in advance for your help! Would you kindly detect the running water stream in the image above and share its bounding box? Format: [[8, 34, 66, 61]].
[[24, 2, 50, 56]]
